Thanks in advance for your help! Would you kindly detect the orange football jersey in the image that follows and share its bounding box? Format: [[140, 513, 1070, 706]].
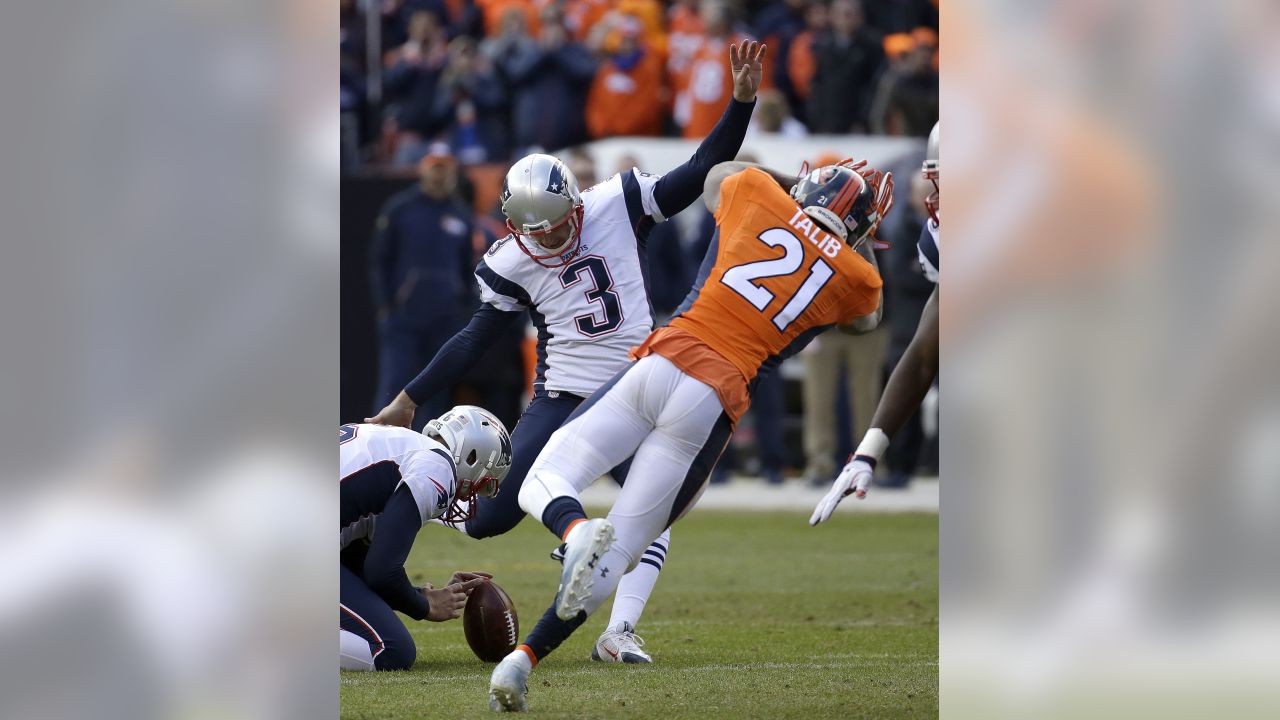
[[632, 168, 882, 422]]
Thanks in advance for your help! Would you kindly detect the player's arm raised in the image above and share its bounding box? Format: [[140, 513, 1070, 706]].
[[645, 41, 766, 219]]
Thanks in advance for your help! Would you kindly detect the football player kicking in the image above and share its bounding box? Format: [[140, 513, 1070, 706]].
[[487, 157, 895, 711], [340, 406, 511, 671], [810, 122, 939, 524], [366, 41, 767, 665]]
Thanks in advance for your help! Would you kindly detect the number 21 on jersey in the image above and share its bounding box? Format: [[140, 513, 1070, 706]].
[[720, 228, 834, 332]]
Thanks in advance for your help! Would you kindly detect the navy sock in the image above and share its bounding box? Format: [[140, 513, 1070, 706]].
[[541, 496, 588, 539], [523, 603, 589, 661]]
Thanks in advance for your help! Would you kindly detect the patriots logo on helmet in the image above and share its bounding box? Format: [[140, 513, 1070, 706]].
[[547, 163, 567, 196]]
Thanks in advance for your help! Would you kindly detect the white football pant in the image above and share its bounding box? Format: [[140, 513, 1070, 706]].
[[519, 354, 732, 616]]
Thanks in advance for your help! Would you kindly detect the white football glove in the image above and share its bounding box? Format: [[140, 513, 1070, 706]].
[[809, 456, 874, 525]]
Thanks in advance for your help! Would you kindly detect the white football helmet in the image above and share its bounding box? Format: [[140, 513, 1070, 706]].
[[923, 122, 939, 225], [424, 405, 513, 522], [500, 153, 585, 268]]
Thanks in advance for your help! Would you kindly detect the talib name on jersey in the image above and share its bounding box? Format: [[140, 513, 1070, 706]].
[[786, 209, 844, 258]]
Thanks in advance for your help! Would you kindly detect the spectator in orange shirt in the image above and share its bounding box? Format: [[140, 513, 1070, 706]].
[[679, 0, 760, 138], [666, 0, 705, 127], [586, 16, 668, 138], [586, 1, 668, 55]]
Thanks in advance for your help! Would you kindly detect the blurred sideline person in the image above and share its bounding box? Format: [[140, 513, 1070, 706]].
[[868, 27, 939, 137], [811, 121, 938, 524], [382, 9, 452, 166], [340, 406, 512, 670], [799, 151, 890, 486], [431, 36, 509, 164], [369, 144, 477, 423], [489, 156, 894, 711], [807, 0, 883, 133], [369, 41, 769, 666]]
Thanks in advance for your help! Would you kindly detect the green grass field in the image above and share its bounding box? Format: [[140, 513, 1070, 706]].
[[341, 510, 937, 719]]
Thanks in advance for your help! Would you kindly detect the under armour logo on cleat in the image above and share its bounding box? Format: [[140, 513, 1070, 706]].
[[600, 566, 610, 578]]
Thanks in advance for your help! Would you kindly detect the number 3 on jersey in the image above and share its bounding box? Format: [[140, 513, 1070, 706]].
[[721, 228, 835, 332], [559, 256, 624, 336]]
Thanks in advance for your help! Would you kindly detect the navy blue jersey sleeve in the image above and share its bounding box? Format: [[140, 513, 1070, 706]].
[[362, 485, 431, 620], [651, 98, 755, 219], [403, 304, 521, 405]]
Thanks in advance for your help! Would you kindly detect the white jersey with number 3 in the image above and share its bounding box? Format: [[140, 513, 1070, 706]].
[[475, 169, 667, 397]]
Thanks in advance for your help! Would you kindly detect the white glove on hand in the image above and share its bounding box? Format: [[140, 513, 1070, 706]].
[[809, 457, 873, 525]]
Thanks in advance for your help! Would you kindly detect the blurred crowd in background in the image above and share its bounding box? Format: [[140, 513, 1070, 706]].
[[341, 0, 939, 168]]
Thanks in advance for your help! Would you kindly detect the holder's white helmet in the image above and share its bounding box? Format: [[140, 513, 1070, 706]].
[[500, 153, 585, 268], [424, 405, 512, 523]]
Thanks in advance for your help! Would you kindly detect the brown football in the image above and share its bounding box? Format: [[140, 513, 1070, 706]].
[[463, 579, 519, 662]]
